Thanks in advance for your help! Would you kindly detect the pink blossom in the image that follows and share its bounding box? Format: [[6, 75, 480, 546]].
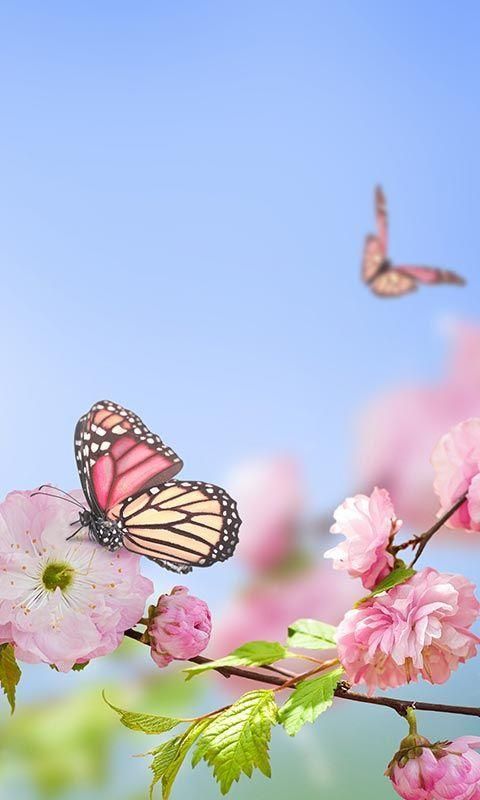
[[337, 567, 479, 694], [227, 457, 304, 572], [388, 736, 480, 800], [356, 322, 480, 529], [324, 487, 399, 590], [0, 490, 153, 672], [432, 418, 480, 532], [147, 586, 211, 668]]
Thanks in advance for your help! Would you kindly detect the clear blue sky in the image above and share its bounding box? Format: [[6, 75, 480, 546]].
[[1, 4, 480, 798], [1, 0, 479, 510]]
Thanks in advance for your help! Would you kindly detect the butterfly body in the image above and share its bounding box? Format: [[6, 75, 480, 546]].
[[362, 186, 465, 296], [366, 257, 391, 284], [78, 509, 124, 551], [72, 400, 241, 573]]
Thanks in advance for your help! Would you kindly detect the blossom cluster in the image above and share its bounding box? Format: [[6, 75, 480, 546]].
[[325, 416, 480, 798]]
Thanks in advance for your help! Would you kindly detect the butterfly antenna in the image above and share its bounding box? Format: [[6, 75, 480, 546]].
[[31, 486, 85, 509], [65, 525, 84, 541]]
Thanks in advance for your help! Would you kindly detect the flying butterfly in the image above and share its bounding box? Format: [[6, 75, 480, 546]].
[[42, 401, 241, 574], [362, 186, 465, 297]]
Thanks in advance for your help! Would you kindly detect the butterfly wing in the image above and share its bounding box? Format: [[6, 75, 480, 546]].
[[375, 185, 388, 254], [74, 400, 184, 515], [362, 235, 385, 282], [395, 265, 466, 286], [118, 480, 241, 573], [370, 268, 417, 297]]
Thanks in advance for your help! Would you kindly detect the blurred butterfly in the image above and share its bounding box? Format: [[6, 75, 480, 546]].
[[42, 401, 241, 574], [362, 186, 465, 297]]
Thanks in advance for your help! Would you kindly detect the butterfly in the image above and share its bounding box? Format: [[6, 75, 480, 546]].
[[63, 400, 241, 574], [362, 186, 465, 297]]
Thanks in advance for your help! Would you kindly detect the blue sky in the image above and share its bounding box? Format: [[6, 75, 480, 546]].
[[1, 1, 479, 508]]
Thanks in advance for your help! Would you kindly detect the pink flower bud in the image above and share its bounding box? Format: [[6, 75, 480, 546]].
[[387, 733, 480, 800], [147, 586, 212, 668]]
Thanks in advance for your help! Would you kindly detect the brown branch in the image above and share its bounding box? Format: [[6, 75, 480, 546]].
[[124, 629, 480, 719], [335, 684, 480, 719], [409, 493, 467, 567]]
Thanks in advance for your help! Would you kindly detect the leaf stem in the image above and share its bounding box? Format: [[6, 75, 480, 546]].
[[273, 659, 340, 693]]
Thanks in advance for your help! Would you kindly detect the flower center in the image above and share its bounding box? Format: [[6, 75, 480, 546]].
[[42, 561, 75, 592]]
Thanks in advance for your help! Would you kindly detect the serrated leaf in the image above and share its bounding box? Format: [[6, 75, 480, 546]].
[[149, 737, 182, 799], [278, 667, 343, 736], [287, 619, 337, 650], [184, 641, 288, 680], [355, 567, 416, 606], [103, 692, 183, 734], [193, 690, 278, 794], [0, 644, 21, 713], [160, 718, 212, 800]]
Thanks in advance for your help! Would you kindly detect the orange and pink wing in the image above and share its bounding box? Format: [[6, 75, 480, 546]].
[[119, 480, 241, 573], [362, 234, 385, 282], [395, 265, 466, 286], [375, 185, 388, 254], [370, 269, 417, 297], [74, 400, 183, 516]]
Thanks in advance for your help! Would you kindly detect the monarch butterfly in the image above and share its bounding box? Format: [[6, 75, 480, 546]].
[[362, 186, 465, 296], [41, 401, 241, 574]]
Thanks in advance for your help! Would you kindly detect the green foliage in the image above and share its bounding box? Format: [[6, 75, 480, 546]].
[[193, 690, 278, 794], [103, 692, 183, 734], [0, 684, 115, 797], [0, 643, 21, 713], [278, 667, 344, 736], [355, 567, 416, 606], [184, 641, 288, 679], [149, 718, 213, 800], [286, 619, 337, 650]]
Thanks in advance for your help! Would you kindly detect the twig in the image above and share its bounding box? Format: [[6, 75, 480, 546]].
[[124, 629, 480, 719], [334, 684, 480, 719], [409, 493, 467, 567]]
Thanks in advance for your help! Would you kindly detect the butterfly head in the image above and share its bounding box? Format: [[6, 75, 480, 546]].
[[77, 509, 124, 552]]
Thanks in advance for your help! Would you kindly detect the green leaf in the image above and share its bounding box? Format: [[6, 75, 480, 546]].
[[103, 692, 183, 734], [286, 619, 337, 650], [278, 667, 343, 736], [355, 567, 416, 606], [0, 643, 21, 713], [149, 737, 182, 799], [193, 690, 278, 794], [148, 718, 214, 800], [184, 641, 288, 680]]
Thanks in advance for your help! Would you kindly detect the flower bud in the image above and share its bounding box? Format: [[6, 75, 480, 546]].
[[386, 710, 480, 800], [147, 586, 212, 668]]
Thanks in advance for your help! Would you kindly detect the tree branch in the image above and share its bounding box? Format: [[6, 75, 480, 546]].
[[124, 629, 480, 719], [409, 493, 467, 567]]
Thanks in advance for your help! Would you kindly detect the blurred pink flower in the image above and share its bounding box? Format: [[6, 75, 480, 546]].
[[211, 562, 360, 680], [148, 586, 211, 668], [228, 457, 304, 572], [325, 487, 399, 589], [0, 490, 153, 672], [356, 322, 480, 528], [337, 567, 479, 694], [432, 418, 480, 532], [388, 736, 480, 800]]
